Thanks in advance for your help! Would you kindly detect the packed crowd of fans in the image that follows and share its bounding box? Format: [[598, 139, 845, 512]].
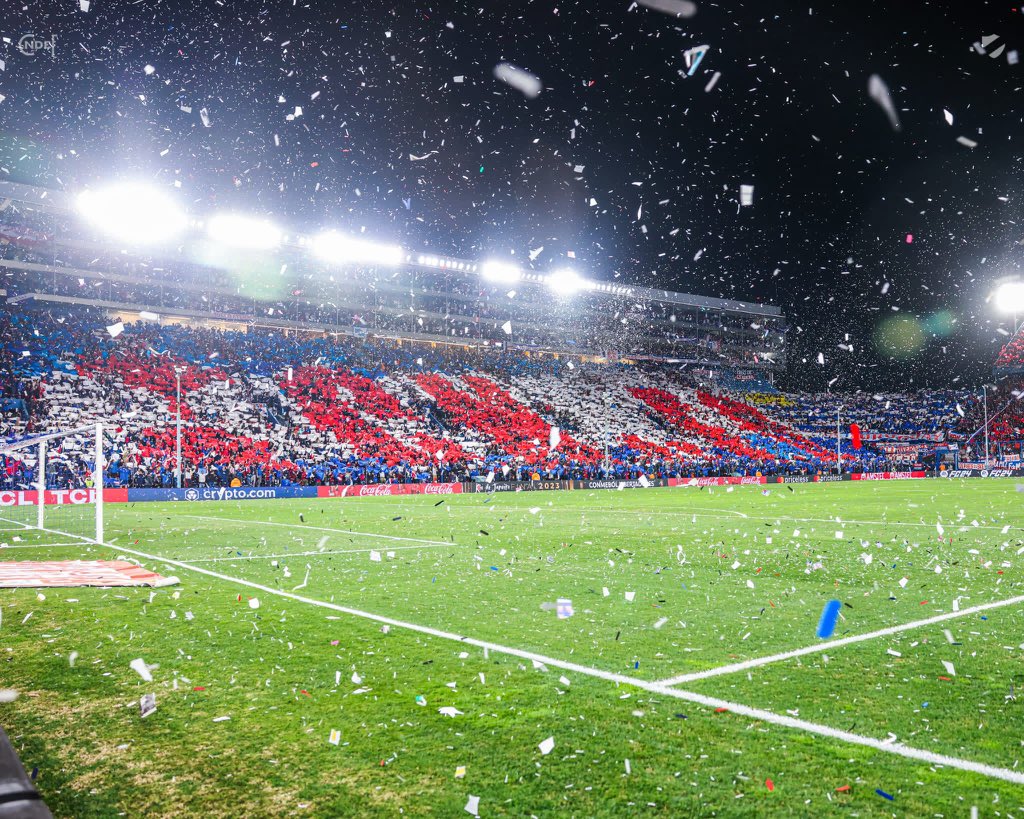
[[995, 326, 1024, 369], [0, 305, 978, 490]]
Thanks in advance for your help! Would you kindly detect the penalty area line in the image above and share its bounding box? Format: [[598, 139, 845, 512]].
[[102, 540, 1024, 787], [186, 541, 462, 563], [656, 592, 1024, 687], [179, 513, 462, 547]]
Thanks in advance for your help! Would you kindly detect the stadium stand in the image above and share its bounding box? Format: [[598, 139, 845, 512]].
[[0, 303, 970, 489]]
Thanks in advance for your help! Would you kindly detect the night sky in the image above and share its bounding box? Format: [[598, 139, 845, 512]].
[[2, 0, 1023, 391]]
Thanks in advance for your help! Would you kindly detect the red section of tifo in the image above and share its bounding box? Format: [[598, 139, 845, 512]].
[[0, 560, 176, 588]]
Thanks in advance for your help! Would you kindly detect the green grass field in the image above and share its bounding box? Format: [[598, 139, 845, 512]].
[[2, 479, 1024, 817]]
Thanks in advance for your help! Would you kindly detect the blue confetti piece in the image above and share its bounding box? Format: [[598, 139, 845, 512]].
[[981, 616, 988, 620], [875, 789, 894, 801], [489, 566, 499, 571], [634, 661, 639, 669], [816, 599, 842, 639]]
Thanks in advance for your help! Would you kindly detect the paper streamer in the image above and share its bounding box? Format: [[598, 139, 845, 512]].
[[816, 599, 842, 639]]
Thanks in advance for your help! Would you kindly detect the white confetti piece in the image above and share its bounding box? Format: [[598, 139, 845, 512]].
[[943, 109, 953, 125], [370, 550, 382, 562], [867, 74, 901, 132], [739, 184, 754, 206], [130, 658, 153, 682], [465, 795, 480, 816], [106, 322, 125, 338], [898, 577, 909, 588], [941, 660, 956, 676], [538, 736, 555, 755], [624, 591, 636, 602], [493, 63, 543, 98], [329, 729, 341, 745], [957, 136, 978, 149], [704, 71, 721, 92], [637, 0, 697, 16]]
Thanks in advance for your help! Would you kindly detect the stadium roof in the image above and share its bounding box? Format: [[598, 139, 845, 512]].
[[0, 179, 782, 320]]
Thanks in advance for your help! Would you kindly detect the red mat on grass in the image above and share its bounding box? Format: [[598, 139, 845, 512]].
[[0, 561, 178, 588]]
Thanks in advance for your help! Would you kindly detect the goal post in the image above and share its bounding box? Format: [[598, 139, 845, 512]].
[[0, 423, 105, 545]]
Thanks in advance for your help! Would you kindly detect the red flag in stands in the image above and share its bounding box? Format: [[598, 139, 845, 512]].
[[850, 423, 862, 450]]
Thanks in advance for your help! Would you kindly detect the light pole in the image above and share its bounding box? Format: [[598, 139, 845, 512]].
[[982, 384, 990, 468], [175, 368, 183, 488], [836, 404, 842, 475]]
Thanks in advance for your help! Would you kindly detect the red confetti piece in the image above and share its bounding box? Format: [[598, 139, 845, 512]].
[[766, 778, 774, 791], [301, 690, 311, 697], [920, 600, 929, 605], [714, 707, 729, 713], [938, 675, 952, 681], [193, 686, 205, 691], [310, 162, 319, 167], [836, 785, 850, 792]]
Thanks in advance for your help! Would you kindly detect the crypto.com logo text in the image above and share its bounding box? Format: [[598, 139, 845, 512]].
[[18, 34, 56, 59]]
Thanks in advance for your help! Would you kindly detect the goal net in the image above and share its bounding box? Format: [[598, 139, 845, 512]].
[[0, 423, 104, 545]]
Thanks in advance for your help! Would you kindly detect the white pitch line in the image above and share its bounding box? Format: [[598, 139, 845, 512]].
[[656, 592, 1024, 687], [186, 542, 459, 563], [0, 542, 93, 549], [99, 540, 1024, 787], [179, 513, 461, 547]]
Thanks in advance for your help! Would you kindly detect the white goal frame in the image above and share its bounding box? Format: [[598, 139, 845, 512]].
[[0, 422, 104, 543]]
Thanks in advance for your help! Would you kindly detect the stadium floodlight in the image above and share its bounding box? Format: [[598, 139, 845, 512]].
[[311, 231, 403, 266], [994, 280, 1024, 314], [206, 213, 282, 250], [480, 260, 522, 284], [76, 183, 186, 244], [545, 268, 587, 296]]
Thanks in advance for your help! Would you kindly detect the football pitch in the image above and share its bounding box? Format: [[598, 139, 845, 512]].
[[2, 479, 1024, 817]]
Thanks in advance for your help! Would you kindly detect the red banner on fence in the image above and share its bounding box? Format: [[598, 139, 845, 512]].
[[316, 482, 462, 499], [0, 488, 128, 507], [850, 471, 926, 481], [668, 476, 768, 487]]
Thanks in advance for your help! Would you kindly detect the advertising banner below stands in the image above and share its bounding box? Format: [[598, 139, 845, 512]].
[[128, 486, 318, 502], [466, 480, 572, 493], [937, 468, 1023, 479], [573, 478, 668, 490], [61, 469, 1017, 508], [318, 482, 462, 498], [668, 476, 768, 487], [0, 488, 128, 506], [851, 471, 927, 481]]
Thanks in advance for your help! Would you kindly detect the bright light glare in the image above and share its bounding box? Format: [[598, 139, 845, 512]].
[[311, 232, 403, 266], [994, 281, 1024, 314], [76, 183, 186, 244], [546, 268, 587, 296], [480, 260, 522, 284], [207, 213, 282, 250]]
